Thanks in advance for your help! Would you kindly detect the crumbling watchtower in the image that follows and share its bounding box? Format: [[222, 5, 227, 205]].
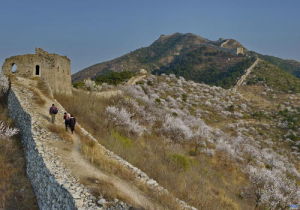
[[2, 48, 72, 95]]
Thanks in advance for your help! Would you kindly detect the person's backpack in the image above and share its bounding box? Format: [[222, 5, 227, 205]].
[[69, 117, 76, 126], [52, 107, 58, 114]]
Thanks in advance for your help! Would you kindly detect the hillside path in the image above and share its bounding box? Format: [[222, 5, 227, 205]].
[[126, 74, 147, 85], [220, 39, 230, 47], [25, 86, 165, 209], [34, 106, 164, 209], [234, 58, 260, 89], [56, 134, 161, 209]]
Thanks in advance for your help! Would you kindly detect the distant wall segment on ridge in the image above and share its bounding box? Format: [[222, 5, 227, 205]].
[[2, 48, 72, 95]]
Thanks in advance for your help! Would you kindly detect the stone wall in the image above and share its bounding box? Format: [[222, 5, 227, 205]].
[[7, 88, 105, 209], [2, 48, 72, 95], [8, 90, 76, 209]]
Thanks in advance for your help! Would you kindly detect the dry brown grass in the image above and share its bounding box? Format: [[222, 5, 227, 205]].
[[55, 91, 256, 210], [0, 97, 38, 209], [134, 181, 183, 210], [77, 129, 183, 210], [77, 125, 184, 209], [77, 129, 135, 182], [13, 79, 46, 106], [36, 78, 53, 98], [28, 87, 46, 106], [238, 85, 275, 109], [81, 177, 146, 209], [0, 137, 38, 210], [47, 124, 73, 143], [33, 94, 46, 106]]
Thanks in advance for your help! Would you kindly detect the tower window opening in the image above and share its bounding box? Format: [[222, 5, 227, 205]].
[[35, 65, 40, 75], [11, 63, 17, 73]]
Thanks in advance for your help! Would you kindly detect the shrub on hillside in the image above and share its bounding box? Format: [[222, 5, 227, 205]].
[[161, 114, 193, 142], [0, 73, 9, 96], [84, 79, 104, 91], [95, 71, 135, 85], [168, 153, 193, 171], [73, 81, 85, 88], [247, 166, 300, 209], [0, 121, 19, 138], [191, 123, 211, 152], [105, 106, 145, 136]]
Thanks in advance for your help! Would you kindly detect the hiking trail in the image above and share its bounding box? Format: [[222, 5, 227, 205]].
[[53, 133, 162, 209], [18, 78, 172, 209], [234, 58, 260, 89]]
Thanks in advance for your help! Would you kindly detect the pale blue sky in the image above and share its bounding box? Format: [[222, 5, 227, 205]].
[[0, 0, 299, 73]]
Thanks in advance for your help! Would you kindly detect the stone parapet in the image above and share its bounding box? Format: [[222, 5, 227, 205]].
[[8, 88, 101, 209]]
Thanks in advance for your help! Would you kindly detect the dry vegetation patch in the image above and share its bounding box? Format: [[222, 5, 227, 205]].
[[47, 124, 73, 143], [79, 135, 135, 182], [14, 78, 47, 106], [77, 129, 183, 209], [0, 98, 38, 209], [56, 90, 255, 210], [36, 78, 53, 98], [81, 177, 139, 208], [59, 74, 300, 209]]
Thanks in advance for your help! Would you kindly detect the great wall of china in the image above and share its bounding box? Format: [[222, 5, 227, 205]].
[[2, 48, 258, 209], [7, 77, 198, 210]]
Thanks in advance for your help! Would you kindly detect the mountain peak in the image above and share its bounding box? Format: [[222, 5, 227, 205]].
[[155, 32, 207, 45], [72, 33, 249, 82]]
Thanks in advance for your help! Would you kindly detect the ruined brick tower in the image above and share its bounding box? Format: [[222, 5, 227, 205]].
[[2, 48, 72, 95]]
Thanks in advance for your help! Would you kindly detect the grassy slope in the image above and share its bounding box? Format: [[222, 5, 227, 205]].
[[55, 90, 254, 210], [257, 54, 300, 78], [246, 60, 300, 93], [246, 51, 300, 78], [66, 71, 300, 208], [240, 59, 300, 155]]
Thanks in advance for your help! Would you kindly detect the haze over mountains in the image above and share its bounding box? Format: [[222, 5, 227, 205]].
[[72, 33, 300, 89]]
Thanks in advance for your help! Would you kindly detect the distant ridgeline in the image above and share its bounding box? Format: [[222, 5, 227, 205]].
[[152, 49, 255, 89], [73, 33, 300, 90]]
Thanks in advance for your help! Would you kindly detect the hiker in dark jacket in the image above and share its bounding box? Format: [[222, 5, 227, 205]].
[[63, 112, 71, 131], [49, 104, 58, 123], [69, 115, 76, 134]]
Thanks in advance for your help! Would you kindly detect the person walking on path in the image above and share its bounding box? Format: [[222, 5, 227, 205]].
[[63, 112, 71, 131], [49, 104, 58, 124], [69, 115, 76, 134]]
